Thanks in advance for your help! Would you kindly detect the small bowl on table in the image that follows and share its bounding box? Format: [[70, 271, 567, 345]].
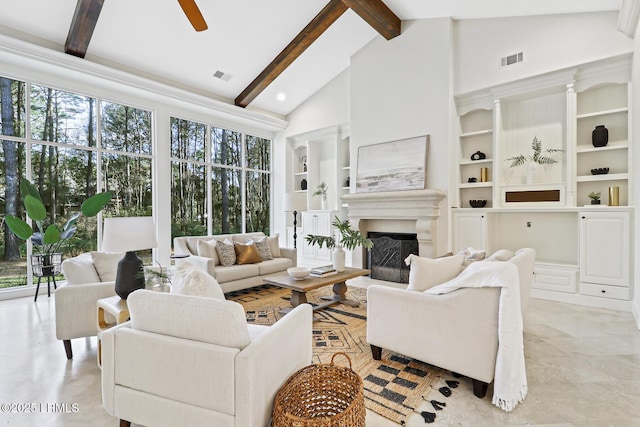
[[287, 267, 310, 280], [469, 199, 487, 208]]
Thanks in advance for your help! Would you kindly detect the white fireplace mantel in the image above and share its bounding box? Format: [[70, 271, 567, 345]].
[[342, 189, 447, 267]]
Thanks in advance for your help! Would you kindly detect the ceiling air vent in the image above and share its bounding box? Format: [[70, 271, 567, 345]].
[[213, 70, 232, 81], [500, 52, 524, 68]]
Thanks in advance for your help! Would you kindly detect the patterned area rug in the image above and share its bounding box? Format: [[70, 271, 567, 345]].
[[227, 284, 459, 425]]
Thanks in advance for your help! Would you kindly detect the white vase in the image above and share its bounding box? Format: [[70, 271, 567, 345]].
[[526, 162, 538, 184], [332, 246, 346, 272], [321, 197, 328, 210]]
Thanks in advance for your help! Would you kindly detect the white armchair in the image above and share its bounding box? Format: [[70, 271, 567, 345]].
[[101, 290, 313, 427], [366, 248, 535, 398], [56, 252, 119, 359]]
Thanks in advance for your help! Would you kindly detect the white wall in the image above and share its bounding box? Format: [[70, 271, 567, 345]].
[[455, 12, 632, 94], [632, 24, 640, 328]]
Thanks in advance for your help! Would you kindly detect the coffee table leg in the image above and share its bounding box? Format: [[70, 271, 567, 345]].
[[289, 290, 307, 307], [320, 281, 360, 307]]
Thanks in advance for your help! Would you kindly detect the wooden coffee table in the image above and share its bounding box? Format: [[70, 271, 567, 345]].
[[263, 267, 370, 315]]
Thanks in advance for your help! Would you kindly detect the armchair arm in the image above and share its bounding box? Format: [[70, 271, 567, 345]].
[[100, 321, 132, 415], [176, 255, 218, 278], [279, 247, 297, 266], [367, 285, 501, 382], [55, 282, 117, 340], [235, 303, 312, 427]]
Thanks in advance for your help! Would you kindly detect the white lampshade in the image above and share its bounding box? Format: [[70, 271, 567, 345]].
[[101, 216, 158, 252], [283, 192, 307, 212]]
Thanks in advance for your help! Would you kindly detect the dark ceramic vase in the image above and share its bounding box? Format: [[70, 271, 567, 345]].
[[300, 179, 307, 191], [592, 125, 608, 147], [591, 199, 601, 205]]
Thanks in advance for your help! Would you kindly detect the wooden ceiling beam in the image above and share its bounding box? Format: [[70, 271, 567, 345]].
[[235, 0, 348, 108], [340, 0, 400, 40], [65, 0, 105, 58]]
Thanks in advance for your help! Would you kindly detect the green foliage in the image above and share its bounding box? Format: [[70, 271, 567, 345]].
[[4, 179, 112, 255], [588, 191, 601, 201], [305, 216, 374, 251], [313, 182, 328, 198], [506, 136, 563, 168]]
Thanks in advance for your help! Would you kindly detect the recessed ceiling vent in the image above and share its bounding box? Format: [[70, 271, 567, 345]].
[[213, 70, 232, 81], [500, 52, 524, 68]]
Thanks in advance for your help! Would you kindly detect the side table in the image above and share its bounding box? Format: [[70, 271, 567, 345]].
[[97, 295, 130, 367]]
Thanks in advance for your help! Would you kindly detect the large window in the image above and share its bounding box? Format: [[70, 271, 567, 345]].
[[171, 118, 271, 246], [0, 77, 153, 290]]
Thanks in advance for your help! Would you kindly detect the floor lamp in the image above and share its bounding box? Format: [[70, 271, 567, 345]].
[[102, 216, 158, 299], [283, 192, 307, 249]]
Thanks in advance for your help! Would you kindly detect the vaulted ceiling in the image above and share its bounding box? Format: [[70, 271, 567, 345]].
[[0, 0, 623, 117]]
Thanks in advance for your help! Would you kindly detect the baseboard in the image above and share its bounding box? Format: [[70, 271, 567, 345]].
[[530, 288, 632, 312]]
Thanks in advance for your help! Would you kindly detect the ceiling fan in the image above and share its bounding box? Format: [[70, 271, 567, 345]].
[[178, 0, 208, 32]]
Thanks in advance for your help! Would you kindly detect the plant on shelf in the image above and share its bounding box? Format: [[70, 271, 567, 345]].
[[305, 216, 374, 251], [588, 191, 601, 205], [505, 136, 563, 184], [313, 181, 328, 209], [5, 179, 113, 275]]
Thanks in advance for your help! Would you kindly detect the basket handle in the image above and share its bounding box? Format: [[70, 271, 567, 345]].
[[330, 352, 352, 370]]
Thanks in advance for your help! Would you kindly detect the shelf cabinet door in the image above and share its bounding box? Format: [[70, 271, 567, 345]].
[[579, 211, 630, 287], [301, 211, 333, 261], [452, 212, 487, 253]]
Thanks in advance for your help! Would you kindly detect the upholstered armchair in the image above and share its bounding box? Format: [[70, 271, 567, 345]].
[[56, 252, 121, 359], [366, 248, 535, 398], [101, 290, 313, 427]]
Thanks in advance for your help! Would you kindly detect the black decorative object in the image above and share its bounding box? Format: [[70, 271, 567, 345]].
[[469, 199, 487, 208], [592, 125, 609, 147], [345, 176, 350, 187], [468, 177, 477, 183], [591, 199, 601, 205], [300, 178, 307, 190], [31, 253, 62, 301], [591, 167, 609, 175], [470, 150, 486, 161], [114, 251, 145, 299]]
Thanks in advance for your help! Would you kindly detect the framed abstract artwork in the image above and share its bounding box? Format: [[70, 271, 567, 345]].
[[356, 135, 429, 193]]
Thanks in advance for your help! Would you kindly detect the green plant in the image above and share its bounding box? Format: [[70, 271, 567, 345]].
[[313, 182, 328, 199], [506, 136, 563, 168], [588, 191, 601, 201], [5, 179, 113, 255], [305, 216, 374, 251]]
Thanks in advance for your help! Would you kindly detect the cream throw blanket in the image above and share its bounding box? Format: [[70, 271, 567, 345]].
[[424, 260, 527, 411]]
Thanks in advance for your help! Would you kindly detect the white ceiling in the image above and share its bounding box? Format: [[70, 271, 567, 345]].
[[0, 0, 623, 117]]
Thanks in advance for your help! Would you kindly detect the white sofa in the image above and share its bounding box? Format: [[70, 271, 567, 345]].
[[366, 248, 535, 398], [173, 232, 296, 293], [101, 290, 313, 427], [56, 252, 121, 359]]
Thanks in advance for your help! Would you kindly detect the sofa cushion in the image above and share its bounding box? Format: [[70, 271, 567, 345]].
[[216, 239, 236, 267], [90, 251, 124, 282], [215, 264, 260, 283], [258, 258, 294, 276], [61, 253, 101, 285], [234, 241, 262, 264], [487, 249, 515, 261], [128, 290, 250, 349], [171, 266, 225, 300], [254, 237, 273, 260], [197, 239, 220, 265], [232, 232, 266, 244], [268, 234, 281, 258], [405, 254, 464, 292]]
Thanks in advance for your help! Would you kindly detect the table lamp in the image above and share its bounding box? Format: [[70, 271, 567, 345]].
[[283, 192, 307, 249], [102, 216, 158, 299]]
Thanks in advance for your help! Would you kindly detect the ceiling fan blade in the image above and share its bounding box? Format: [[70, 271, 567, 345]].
[[178, 0, 208, 32]]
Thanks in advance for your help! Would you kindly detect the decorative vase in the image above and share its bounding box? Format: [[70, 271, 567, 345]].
[[300, 179, 307, 191], [526, 162, 538, 184], [321, 197, 328, 210], [592, 125, 608, 147], [590, 199, 601, 205], [332, 246, 346, 272]]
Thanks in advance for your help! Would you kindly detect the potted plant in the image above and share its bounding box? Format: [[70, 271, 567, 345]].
[[305, 216, 373, 272], [588, 191, 601, 205], [506, 136, 563, 184], [313, 182, 328, 210], [5, 179, 113, 278]]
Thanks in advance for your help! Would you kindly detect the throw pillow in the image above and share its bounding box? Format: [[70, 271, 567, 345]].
[[197, 239, 220, 265], [61, 253, 101, 285], [234, 241, 262, 264], [267, 234, 281, 258], [458, 247, 487, 267], [90, 251, 124, 282], [171, 267, 225, 300], [404, 253, 465, 292], [215, 239, 236, 267], [254, 237, 273, 260], [486, 249, 515, 262]]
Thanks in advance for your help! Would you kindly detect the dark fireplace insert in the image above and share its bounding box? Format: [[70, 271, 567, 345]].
[[367, 232, 418, 283]]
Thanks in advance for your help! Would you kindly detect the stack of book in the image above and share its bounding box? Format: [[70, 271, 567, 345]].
[[309, 265, 337, 277]]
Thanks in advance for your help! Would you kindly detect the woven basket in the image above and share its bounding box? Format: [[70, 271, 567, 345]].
[[272, 352, 365, 427]]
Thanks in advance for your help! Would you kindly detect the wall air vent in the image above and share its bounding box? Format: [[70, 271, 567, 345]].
[[500, 52, 524, 68], [213, 70, 232, 81]]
